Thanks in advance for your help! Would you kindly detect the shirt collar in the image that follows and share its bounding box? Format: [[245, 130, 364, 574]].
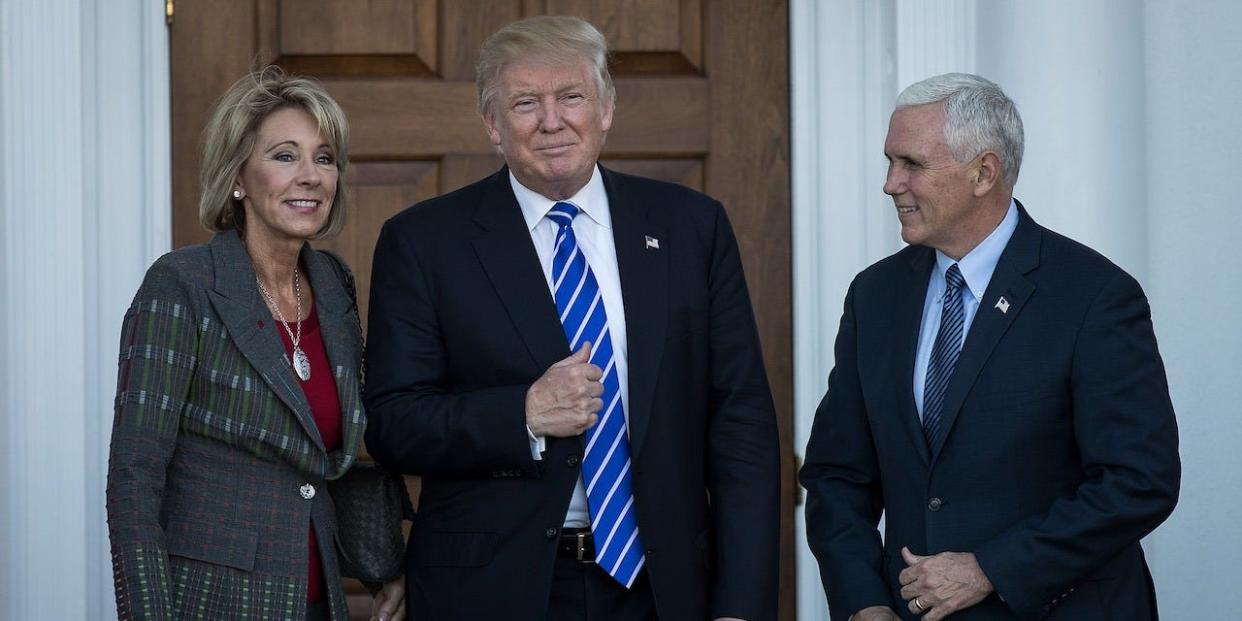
[[934, 199, 1019, 301], [510, 165, 610, 232]]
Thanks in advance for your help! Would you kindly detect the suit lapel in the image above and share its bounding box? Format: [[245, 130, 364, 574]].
[[471, 169, 571, 373], [898, 248, 935, 465], [303, 246, 363, 475], [929, 205, 1041, 462], [602, 167, 667, 457], [205, 231, 324, 452]]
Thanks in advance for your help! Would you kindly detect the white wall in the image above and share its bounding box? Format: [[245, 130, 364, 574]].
[[1142, 0, 1242, 613], [0, 2, 169, 620], [792, 1, 1242, 618]]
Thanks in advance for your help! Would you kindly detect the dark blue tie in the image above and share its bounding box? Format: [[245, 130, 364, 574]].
[[548, 202, 645, 588], [923, 263, 966, 446]]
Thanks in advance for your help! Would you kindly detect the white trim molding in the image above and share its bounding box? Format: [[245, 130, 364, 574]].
[[1, 3, 90, 618], [0, 1, 169, 619], [895, 0, 977, 90], [790, 1, 899, 618], [791, 1, 980, 618]]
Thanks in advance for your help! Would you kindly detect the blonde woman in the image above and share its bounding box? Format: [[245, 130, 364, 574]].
[[107, 67, 405, 621]]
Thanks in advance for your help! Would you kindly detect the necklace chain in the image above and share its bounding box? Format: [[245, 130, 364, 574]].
[[256, 269, 303, 350]]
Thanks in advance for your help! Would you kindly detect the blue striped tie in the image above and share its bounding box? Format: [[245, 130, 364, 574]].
[[923, 263, 966, 446], [548, 202, 645, 588]]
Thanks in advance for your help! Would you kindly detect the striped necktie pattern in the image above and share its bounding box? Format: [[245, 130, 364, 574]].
[[548, 201, 645, 588], [922, 263, 966, 446]]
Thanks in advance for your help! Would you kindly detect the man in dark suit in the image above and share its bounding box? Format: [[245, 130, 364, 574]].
[[800, 73, 1180, 621], [364, 15, 779, 621]]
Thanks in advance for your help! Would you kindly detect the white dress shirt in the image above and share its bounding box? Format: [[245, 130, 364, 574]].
[[510, 165, 630, 528], [913, 200, 1019, 419]]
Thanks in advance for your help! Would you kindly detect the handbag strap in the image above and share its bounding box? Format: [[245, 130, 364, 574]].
[[320, 252, 415, 525], [320, 250, 366, 388]]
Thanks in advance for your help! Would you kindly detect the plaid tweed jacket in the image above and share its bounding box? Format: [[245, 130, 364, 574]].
[[107, 231, 380, 621]]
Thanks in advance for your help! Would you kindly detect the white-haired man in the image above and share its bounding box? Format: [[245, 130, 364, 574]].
[[801, 73, 1179, 621]]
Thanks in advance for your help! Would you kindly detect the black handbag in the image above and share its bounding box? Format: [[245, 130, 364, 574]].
[[327, 461, 415, 583], [320, 250, 415, 583]]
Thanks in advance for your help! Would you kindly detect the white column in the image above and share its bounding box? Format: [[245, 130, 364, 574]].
[[976, 0, 1148, 280], [895, 0, 977, 89], [1141, 1, 1242, 617], [0, 2, 169, 620], [82, 2, 172, 618], [790, 0, 898, 618], [0, 2, 89, 618], [792, 1, 982, 616]]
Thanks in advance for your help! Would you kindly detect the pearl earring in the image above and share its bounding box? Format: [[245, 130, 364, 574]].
[[233, 190, 243, 200]]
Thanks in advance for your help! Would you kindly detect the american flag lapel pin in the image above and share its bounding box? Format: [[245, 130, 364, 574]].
[[995, 296, 1010, 314], [645, 235, 660, 249]]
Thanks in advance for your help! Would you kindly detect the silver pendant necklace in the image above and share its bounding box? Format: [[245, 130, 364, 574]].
[[257, 269, 311, 381]]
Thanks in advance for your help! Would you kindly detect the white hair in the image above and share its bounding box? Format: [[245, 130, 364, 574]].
[[896, 73, 1024, 187]]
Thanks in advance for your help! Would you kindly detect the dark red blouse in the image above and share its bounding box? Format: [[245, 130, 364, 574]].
[[274, 302, 341, 603]]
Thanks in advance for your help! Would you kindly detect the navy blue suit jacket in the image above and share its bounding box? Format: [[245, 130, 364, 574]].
[[801, 204, 1179, 620], [365, 166, 780, 620]]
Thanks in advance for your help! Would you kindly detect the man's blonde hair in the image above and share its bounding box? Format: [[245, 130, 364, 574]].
[[475, 16, 615, 119]]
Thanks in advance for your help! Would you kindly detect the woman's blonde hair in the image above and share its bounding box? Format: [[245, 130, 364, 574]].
[[199, 66, 350, 238]]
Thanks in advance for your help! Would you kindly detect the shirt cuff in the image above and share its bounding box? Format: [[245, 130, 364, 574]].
[[526, 425, 545, 460]]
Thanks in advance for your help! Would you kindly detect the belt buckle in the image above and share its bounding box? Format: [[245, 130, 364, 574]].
[[576, 531, 589, 563]]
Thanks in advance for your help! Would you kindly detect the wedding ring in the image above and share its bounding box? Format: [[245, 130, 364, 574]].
[[914, 597, 926, 612]]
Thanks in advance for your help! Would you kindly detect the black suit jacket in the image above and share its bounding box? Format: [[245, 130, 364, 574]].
[[800, 204, 1180, 620], [365, 166, 780, 620]]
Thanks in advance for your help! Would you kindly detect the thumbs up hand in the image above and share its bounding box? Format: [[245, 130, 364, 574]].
[[525, 342, 604, 437]]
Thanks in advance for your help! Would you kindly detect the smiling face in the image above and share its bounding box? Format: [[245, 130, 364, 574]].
[[234, 106, 338, 248], [483, 59, 613, 200], [883, 102, 993, 260]]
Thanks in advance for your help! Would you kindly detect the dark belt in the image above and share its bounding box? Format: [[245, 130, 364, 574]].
[[557, 527, 595, 563]]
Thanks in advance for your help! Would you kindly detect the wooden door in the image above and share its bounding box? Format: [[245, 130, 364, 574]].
[[171, 1, 791, 618]]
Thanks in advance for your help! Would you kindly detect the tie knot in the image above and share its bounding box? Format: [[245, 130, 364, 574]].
[[944, 263, 966, 292], [548, 202, 580, 227]]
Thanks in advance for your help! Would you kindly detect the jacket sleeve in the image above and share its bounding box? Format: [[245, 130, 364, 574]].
[[106, 259, 199, 621], [799, 280, 895, 620], [973, 271, 1181, 619], [363, 218, 535, 478], [703, 203, 782, 621]]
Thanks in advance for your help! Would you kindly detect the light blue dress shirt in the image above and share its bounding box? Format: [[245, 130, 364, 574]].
[[913, 200, 1019, 419]]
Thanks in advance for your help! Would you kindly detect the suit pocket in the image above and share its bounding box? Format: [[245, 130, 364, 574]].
[[414, 531, 497, 568], [164, 519, 258, 571]]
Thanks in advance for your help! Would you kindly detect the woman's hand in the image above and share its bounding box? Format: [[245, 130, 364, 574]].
[[371, 576, 406, 621]]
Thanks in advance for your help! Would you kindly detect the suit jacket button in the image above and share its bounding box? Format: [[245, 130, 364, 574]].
[[567, 455, 580, 467], [927, 497, 942, 511], [300, 483, 316, 500], [545, 527, 559, 539]]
